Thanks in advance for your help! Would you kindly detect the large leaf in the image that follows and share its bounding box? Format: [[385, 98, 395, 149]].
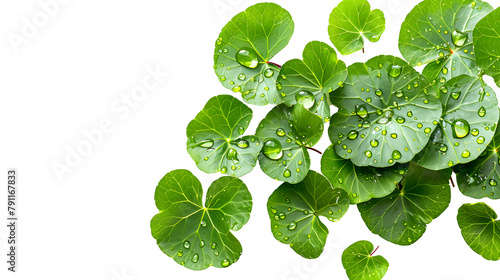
[[214, 3, 294, 105], [267, 170, 349, 258], [151, 169, 252, 270], [399, 0, 492, 92], [329, 55, 442, 168], [455, 121, 500, 199], [358, 162, 451, 245], [256, 104, 323, 183], [474, 7, 500, 87], [328, 0, 385, 55], [413, 75, 499, 170], [321, 145, 408, 204], [457, 202, 500, 261], [342, 241, 389, 280], [186, 95, 262, 177], [277, 41, 347, 120]]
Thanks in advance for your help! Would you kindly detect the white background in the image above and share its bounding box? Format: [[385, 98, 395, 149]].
[[1, 0, 499, 279]]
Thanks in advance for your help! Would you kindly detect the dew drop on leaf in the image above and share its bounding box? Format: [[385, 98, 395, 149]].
[[477, 136, 485, 144], [389, 65, 402, 78], [452, 29, 468, 47], [262, 139, 283, 160], [236, 47, 259, 68], [451, 91, 461, 99], [264, 68, 274, 77], [452, 119, 470, 138], [276, 128, 286, 137], [227, 148, 238, 160], [283, 169, 291, 178], [238, 73, 246, 81], [199, 139, 214, 148], [490, 179, 497, 186], [347, 130, 358, 140], [355, 105, 368, 118], [192, 254, 199, 263], [236, 139, 249, 148], [221, 259, 230, 267], [295, 90, 315, 109], [287, 221, 297, 230], [478, 106, 486, 117], [392, 150, 402, 160], [183, 241, 191, 249], [461, 150, 470, 158]]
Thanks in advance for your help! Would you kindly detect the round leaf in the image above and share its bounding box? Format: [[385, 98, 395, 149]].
[[277, 41, 347, 120], [413, 75, 499, 170], [455, 121, 500, 199], [151, 170, 252, 270], [474, 7, 500, 87], [186, 95, 262, 177], [328, 0, 385, 55], [256, 105, 323, 183], [321, 145, 408, 204], [214, 3, 294, 105], [399, 0, 492, 92], [342, 241, 389, 280], [267, 170, 350, 259], [329, 55, 442, 168], [358, 162, 451, 245], [457, 202, 500, 261]]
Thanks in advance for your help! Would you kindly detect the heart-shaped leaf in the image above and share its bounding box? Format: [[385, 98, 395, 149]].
[[329, 55, 442, 168], [321, 145, 408, 204], [399, 0, 492, 92], [187, 95, 262, 177], [342, 241, 389, 280], [455, 121, 500, 199], [358, 162, 451, 245], [214, 3, 294, 105], [457, 202, 500, 261], [256, 104, 323, 183], [413, 75, 499, 170], [151, 169, 252, 270], [267, 170, 349, 258], [328, 0, 385, 55], [277, 41, 347, 120], [474, 7, 500, 87]]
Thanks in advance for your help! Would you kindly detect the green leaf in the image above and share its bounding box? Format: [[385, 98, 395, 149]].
[[474, 7, 500, 87], [413, 75, 499, 170], [277, 41, 347, 120], [358, 162, 451, 245], [186, 95, 262, 177], [457, 202, 500, 261], [342, 241, 389, 280], [214, 3, 294, 105], [267, 170, 349, 258], [151, 169, 252, 270], [455, 120, 500, 199], [321, 145, 408, 204], [329, 55, 442, 168], [399, 0, 492, 92], [256, 104, 323, 183], [328, 0, 385, 55]]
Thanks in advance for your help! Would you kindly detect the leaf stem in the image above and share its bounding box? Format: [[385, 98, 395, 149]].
[[450, 176, 455, 188], [362, 47, 365, 53], [370, 245, 380, 256], [266, 61, 282, 68], [306, 147, 322, 155]]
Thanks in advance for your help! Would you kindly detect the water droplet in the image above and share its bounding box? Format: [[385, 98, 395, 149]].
[[238, 73, 246, 80], [347, 130, 358, 140], [389, 65, 402, 78], [391, 133, 397, 139], [352, 193, 357, 198], [369, 34, 381, 42], [236, 139, 249, 148], [192, 254, 199, 263], [276, 128, 286, 137], [370, 139, 379, 147], [220, 76, 226, 81], [283, 169, 291, 178], [338, 178, 343, 184], [452, 29, 468, 47], [453, 119, 470, 138], [366, 97, 372, 103], [178, 250, 183, 257], [407, 111, 413, 117], [201, 220, 207, 227], [287, 221, 297, 230], [376, 89, 383, 96], [264, 68, 274, 77], [413, 81, 419, 87], [355, 105, 368, 118], [451, 91, 461, 99], [232, 85, 241, 92], [395, 90, 404, 98], [279, 213, 286, 219], [365, 151, 372, 158], [236, 47, 259, 68], [211, 243, 217, 249], [262, 139, 283, 160], [221, 167, 227, 174], [424, 127, 431, 133], [204, 157, 209, 161], [303, 210, 309, 215], [489, 179, 497, 186], [478, 106, 486, 117], [221, 259, 230, 267], [439, 77, 446, 84], [295, 91, 315, 109], [462, 150, 470, 158], [477, 136, 485, 144], [227, 148, 237, 160], [199, 139, 214, 148], [442, 67, 448, 74], [438, 144, 448, 153], [183, 241, 191, 249], [471, 128, 479, 136], [392, 150, 402, 160]]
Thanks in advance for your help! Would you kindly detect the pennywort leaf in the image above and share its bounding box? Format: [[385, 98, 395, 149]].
[[342, 241, 389, 280], [187, 95, 262, 177], [358, 162, 451, 245], [474, 7, 500, 87], [267, 170, 349, 258], [457, 202, 500, 261], [277, 41, 347, 120], [151, 170, 252, 270], [214, 3, 294, 105], [329, 55, 442, 168], [328, 0, 385, 55]]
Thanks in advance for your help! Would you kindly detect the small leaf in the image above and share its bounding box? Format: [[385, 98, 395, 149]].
[[214, 3, 294, 105], [342, 241, 389, 280], [399, 0, 492, 92], [457, 202, 500, 261], [358, 162, 451, 245], [267, 170, 349, 259], [328, 0, 385, 55], [455, 120, 500, 199], [256, 105, 323, 183], [186, 95, 261, 177], [278, 41, 347, 120], [474, 7, 500, 87], [321, 145, 408, 204], [414, 75, 499, 170], [329, 55, 442, 168], [151, 170, 252, 270]]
